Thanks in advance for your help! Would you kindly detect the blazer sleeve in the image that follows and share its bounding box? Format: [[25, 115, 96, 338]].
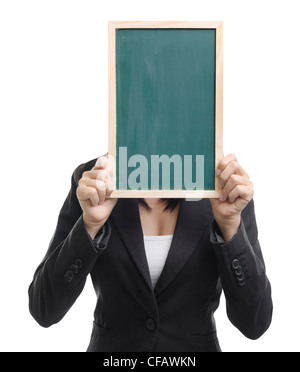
[[28, 162, 111, 328], [210, 200, 273, 340]]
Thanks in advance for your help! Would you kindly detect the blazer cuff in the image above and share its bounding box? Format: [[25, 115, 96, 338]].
[[210, 219, 261, 290], [50, 215, 111, 290], [92, 221, 111, 253]]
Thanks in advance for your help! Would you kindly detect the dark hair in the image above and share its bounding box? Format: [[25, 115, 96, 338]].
[[138, 198, 181, 212]]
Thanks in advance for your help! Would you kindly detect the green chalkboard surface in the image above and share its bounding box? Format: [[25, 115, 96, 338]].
[[110, 23, 222, 196]]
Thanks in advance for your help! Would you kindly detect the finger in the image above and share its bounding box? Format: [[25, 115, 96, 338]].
[[106, 168, 117, 192], [216, 154, 237, 175], [78, 178, 107, 203], [219, 160, 240, 187], [106, 155, 116, 179], [93, 156, 109, 170], [221, 174, 250, 200], [106, 177, 114, 195], [228, 185, 253, 203], [77, 185, 99, 207], [93, 156, 116, 187], [88, 169, 114, 195], [82, 169, 108, 182], [97, 180, 107, 204]]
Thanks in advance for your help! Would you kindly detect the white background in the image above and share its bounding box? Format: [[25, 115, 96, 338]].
[[0, 0, 299, 352]]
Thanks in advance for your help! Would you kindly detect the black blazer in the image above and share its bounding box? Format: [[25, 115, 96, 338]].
[[29, 159, 272, 352]]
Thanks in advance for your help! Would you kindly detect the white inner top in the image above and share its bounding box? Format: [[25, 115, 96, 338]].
[[143, 235, 173, 288]]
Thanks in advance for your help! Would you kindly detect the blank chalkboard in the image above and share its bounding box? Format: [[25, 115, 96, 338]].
[[108, 22, 223, 198]]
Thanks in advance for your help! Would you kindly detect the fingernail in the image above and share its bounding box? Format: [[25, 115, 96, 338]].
[[216, 169, 221, 176], [219, 194, 225, 201], [219, 182, 224, 189]]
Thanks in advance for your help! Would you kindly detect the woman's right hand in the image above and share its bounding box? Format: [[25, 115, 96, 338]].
[[76, 156, 117, 239]]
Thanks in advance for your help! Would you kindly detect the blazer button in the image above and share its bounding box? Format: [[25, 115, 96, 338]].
[[145, 319, 156, 331], [64, 270, 74, 283], [232, 259, 240, 270], [235, 267, 243, 276], [237, 273, 245, 281], [75, 259, 83, 269], [70, 264, 79, 274], [238, 279, 246, 287]]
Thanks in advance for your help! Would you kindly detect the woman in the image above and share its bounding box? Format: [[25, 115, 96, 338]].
[[28, 154, 272, 352]]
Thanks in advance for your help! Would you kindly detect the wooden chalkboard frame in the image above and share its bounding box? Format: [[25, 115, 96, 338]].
[[108, 21, 223, 198]]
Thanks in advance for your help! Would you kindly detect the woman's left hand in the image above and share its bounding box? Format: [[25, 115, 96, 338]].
[[210, 154, 254, 241]]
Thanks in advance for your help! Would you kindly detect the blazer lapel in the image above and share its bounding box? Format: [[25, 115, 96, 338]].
[[154, 199, 213, 296], [109, 198, 152, 290], [109, 198, 213, 296]]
